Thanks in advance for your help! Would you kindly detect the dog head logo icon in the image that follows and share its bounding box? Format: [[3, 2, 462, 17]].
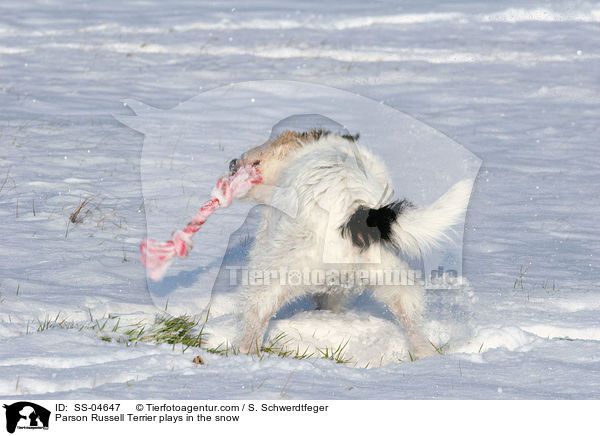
[[3, 402, 50, 433]]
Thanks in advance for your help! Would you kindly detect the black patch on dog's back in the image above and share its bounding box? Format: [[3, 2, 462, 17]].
[[319, 130, 359, 142], [341, 133, 360, 142], [295, 129, 359, 144], [340, 200, 412, 250]]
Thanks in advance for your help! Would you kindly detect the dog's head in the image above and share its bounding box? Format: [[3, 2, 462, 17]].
[[227, 129, 357, 202]]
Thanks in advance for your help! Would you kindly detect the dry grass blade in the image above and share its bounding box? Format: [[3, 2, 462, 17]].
[[0, 169, 10, 195], [70, 197, 92, 224], [97, 210, 127, 230]]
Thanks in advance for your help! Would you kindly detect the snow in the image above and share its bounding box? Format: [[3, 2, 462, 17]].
[[1, 0, 599, 400]]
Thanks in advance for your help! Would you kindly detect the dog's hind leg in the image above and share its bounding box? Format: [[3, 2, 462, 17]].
[[373, 284, 435, 359], [238, 283, 305, 354]]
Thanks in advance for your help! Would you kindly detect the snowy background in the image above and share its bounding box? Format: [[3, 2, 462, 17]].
[[1, 0, 599, 399]]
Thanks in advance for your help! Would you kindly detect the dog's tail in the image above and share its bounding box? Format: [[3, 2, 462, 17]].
[[340, 179, 472, 257], [390, 179, 473, 257]]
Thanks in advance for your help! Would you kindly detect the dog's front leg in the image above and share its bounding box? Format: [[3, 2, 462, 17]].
[[238, 283, 301, 354]]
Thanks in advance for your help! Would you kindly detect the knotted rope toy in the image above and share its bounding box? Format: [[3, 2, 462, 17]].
[[140, 163, 263, 281]]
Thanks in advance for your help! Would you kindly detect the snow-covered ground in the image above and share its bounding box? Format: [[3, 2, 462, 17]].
[[1, 0, 599, 399]]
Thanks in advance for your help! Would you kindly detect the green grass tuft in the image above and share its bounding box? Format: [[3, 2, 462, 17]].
[[27, 311, 365, 366], [316, 339, 352, 364], [143, 314, 205, 348], [260, 332, 315, 360]]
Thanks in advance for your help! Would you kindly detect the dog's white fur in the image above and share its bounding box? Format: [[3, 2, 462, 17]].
[[230, 131, 471, 358]]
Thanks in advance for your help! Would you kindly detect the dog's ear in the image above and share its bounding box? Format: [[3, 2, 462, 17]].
[[340, 200, 412, 250]]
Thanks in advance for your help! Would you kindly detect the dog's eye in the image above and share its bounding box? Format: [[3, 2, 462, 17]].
[[229, 159, 238, 173], [252, 160, 260, 167]]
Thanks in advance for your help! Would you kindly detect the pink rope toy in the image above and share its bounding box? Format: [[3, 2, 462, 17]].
[[140, 163, 263, 281]]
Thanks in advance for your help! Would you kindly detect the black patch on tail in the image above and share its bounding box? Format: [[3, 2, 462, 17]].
[[340, 200, 412, 250]]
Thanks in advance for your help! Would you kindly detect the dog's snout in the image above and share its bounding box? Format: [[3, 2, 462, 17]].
[[229, 158, 239, 174]]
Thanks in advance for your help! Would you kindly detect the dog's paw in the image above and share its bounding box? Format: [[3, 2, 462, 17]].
[[238, 334, 262, 355], [409, 342, 439, 360]]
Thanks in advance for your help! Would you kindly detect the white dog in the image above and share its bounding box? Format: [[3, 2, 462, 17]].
[[227, 128, 471, 358]]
